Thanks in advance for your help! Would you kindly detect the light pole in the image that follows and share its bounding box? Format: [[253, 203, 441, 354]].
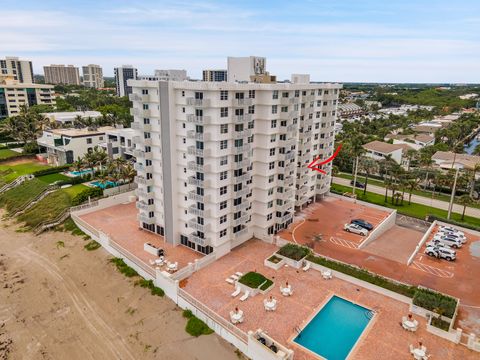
[[352, 156, 359, 196], [447, 167, 459, 220]]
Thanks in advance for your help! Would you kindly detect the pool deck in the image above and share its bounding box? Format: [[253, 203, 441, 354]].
[[182, 239, 477, 360]]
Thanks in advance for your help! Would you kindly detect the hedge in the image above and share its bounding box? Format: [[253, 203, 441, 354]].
[[277, 243, 311, 261], [426, 214, 480, 232], [412, 288, 457, 318], [71, 187, 103, 206], [56, 175, 90, 187], [306, 254, 416, 298], [32, 165, 70, 177]]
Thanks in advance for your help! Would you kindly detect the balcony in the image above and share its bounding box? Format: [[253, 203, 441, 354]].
[[188, 205, 207, 217], [187, 161, 209, 172], [186, 130, 209, 141], [187, 98, 211, 107], [187, 146, 204, 156], [189, 233, 206, 246], [234, 98, 253, 106], [187, 176, 204, 186], [188, 219, 207, 232], [234, 187, 251, 197], [233, 129, 252, 139], [233, 144, 251, 154], [233, 214, 249, 226], [234, 227, 248, 238], [136, 188, 148, 198], [234, 114, 252, 123], [133, 149, 144, 158], [233, 201, 250, 212], [131, 108, 151, 117], [138, 213, 155, 224], [135, 175, 154, 186], [187, 114, 210, 124], [289, 110, 298, 118], [134, 163, 145, 172], [234, 173, 251, 183], [286, 124, 297, 133], [187, 190, 208, 202], [233, 159, 251, 169], [284, 151, 295, 161], [136, 201, 154, 212], [279, 213, 293, 224], [128, 93, 141, 102]]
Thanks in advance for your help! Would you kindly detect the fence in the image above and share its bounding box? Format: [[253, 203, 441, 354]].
[[70, 213, 100, 237], [178, 288, 249, 343], [103, 183, 137, 196], [33, 209, 70, 235], [107, 237, 156, 278]]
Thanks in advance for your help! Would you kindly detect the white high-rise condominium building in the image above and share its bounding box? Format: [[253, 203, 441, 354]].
[[44, 65, 81, 85], [139, 69, 188, 82], [82, 64, 104, 88], [128, 67, 340, 256], [0, 56, 34, 84], [114, 65, 138, 97]]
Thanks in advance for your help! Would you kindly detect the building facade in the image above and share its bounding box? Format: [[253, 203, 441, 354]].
[[114, 65, 138, 97], [128, 78, 341, 256], [203, 69, 228, 82], [82, 64, 104, 88], [0, 80, 55, 118], [44, 65, 81, 85], [0, 57, 34, 84]]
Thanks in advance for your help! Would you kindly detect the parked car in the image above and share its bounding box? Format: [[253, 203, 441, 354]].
[[432, 234, 463, 248], [350, 180, 365, 189], [426, 240, 454, 250], [351, 219, 374, 231], [438, 226, 465, 237], [425, 245, 456, 261], [437, 229, 467, 242], [344, 223, 368, 236]]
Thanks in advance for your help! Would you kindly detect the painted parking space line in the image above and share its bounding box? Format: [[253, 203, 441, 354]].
[[330, 236, 359, 249], [410, 261, 454, 278]]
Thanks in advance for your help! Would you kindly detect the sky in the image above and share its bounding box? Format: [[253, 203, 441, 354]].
[[2, 0, 480, 83]]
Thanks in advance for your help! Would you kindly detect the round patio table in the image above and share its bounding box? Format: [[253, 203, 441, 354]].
[[413, 348, 425, 358]]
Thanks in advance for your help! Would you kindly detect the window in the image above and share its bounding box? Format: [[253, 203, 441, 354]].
[[220, 90, 228, 100], [220, 186, 227, 196], [220, 215, 227, 224], [267, 213, 273, 221], [220, 200, 227, 210], [220, 140, 228, 150], [272, 90, 278, 99], [270, 134, 276, 143], [86, 138, 92, 144], [195, 108, 203, 117], [271, 120, 277, 128], [248, 105, 255, 114], [248, 121, 254, 129], [220, 171, 228, 180], [295, 90, 300, 97], [282, 92, 289, 98], [268, 188, 274, 196], [220, 156, 228, 166], [269, 148, 275, 156], [220, 124, 228, 133], [143, 104, 149, 110], [248, 90, 255, 99], [220, 107, 228, 117], [142, 89, 149, 95], [267, 201, 273, 208], [195, 92, 203, 100], [281, 106, 288, 112], [220, 229, 227, 237], [269, 162, 275, 170], [271, 105, 278, 114], [268, 175, 274, 183], [317, 89, 323, 96]]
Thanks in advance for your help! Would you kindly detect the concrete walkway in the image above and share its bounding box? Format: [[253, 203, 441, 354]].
[[333, 176, 480, 218]]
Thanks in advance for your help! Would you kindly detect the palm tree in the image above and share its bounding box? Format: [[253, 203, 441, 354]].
[[384, 178, 392, 203], [83, 151, 96, 176], [393, 192, 403, 206], [468, 164, 480, 198], [120, 162, 136, 184], [419, 153, 434, 190], [406, 177, 421, 205], [0, 105, 48, 145], [358, 157, 378, 195], [457, 194, 473, 220], [72, 157, 84, 173], [404, 148, 418, 172]]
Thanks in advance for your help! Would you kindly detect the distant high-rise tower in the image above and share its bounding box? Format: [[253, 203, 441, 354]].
[[202, 69, 227, 82], [0, 56, 34, 83], [44, 65, 80, 85], [114, 65, 138, 97], [82, 64, 104, 88]]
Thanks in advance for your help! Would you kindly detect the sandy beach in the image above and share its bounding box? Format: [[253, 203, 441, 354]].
[[0, 216, 238, 360]]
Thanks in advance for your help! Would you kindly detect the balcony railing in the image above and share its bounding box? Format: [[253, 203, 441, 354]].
[[186, 130, 208, 141], [233, 144, 251, 154], [187, 114, 211, 124], [234, 227, 248, 238], [136, 201, 154, 212], [187, 190, 208, 202], [188, 219, 207, 232], [234, 173, 251, 183], [187, 176, 204, 187], [187, 161, 208, 172], [234, 114, 252, 122], [188, 205, 206, 217], [187, 98, 211, 107], [134, 163, 144, 172], [134, 175, 153, 186], [187, 146, 204, 156], [233, 215, 250, 226], [233, 129, 252, 139], [234, 98, 253, 106], [189, 233, 206, 246], [138, 213, 155, 224], [233, 202, 250, 212], [233, 159, 251, 169]]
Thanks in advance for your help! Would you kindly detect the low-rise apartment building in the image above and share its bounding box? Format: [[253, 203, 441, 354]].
[[0, 79, 55, 118], [384, 133, 435, 150], [37, 126, 115, 165], [101, 127, 135, 160], [432, 151, 480, 171], [363, 140, 414, 168], [128, 69, 341, 256]]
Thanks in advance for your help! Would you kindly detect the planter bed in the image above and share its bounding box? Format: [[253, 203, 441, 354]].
[[264, 254, 285, 270]]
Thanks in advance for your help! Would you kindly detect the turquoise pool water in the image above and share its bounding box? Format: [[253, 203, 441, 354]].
[[294, 296, 372, 360], [69, 169, 92, 177], [91, 180, 117, 189]]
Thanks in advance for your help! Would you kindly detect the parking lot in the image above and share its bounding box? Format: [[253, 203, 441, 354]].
[[409, 225, 480, 279]]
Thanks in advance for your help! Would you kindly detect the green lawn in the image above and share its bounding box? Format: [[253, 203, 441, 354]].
[[0, 178, 49, 213], [17, 184, 88, 229], [37, 173, 70, 184], [336, 172, 472, 206], [331, 183, 480, 228], [0, 149, 20, 160], [0, 162, 50, 184]]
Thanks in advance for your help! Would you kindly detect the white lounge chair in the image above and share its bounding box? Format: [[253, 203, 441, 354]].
[[239, 291, 250, 301], [226, 278, 235, 284], [409, 344, 414, 354], [302, 262, 311, 272], [235, 272, 243, 277], [149, 259, 156, 266], [231, 287, 241, 297], [231, 274, 240, 280]]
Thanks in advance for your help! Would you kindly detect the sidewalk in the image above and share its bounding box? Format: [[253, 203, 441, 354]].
[[333, 177, 480, 218]]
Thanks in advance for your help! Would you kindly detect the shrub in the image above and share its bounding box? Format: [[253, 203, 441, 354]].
[[431, 317, 451, 331], [277, 243, 311, 261], [183, 309, 193, 319], [109, 258, 138, 277], [185, 316, 214, 337], [23, 142, 39, 154], [413, 288, 457, 318], [84, 240, 101, 251], [71, 187, 103, 206], [239, 271, 273, 290], [426, 215, 480, 232], [32, 165, 70, 177], [134, 279, 164, 297], [306, 254, 416, 298]]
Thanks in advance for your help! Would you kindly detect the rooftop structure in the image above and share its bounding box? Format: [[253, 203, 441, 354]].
[[203, 69, 228, 82], [42, 111, 103, 126]]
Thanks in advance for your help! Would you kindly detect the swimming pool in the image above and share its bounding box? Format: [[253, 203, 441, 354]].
[[91, 180, 117, 189], [69, 169, 93, 177], [294, 296, 373, 360]]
